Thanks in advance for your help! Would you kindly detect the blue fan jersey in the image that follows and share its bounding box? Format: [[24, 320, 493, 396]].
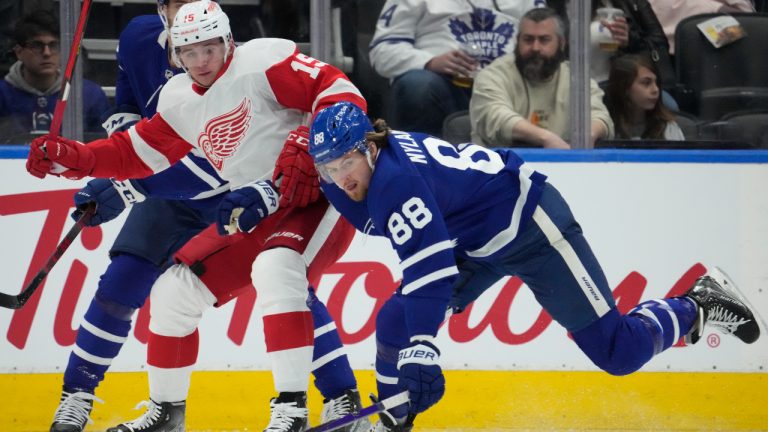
[[106, 15, 228, 204], [322, 132, 547, 337]]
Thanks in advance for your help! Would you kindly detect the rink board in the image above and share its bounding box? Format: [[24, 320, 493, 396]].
[[1, 370, 766, 431], [1, 149, 768, 430]]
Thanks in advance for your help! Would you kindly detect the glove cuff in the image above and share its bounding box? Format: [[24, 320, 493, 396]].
[[110, 179, 147, 206], [397, 340, 440, 369], [243, 180, 280, 216]]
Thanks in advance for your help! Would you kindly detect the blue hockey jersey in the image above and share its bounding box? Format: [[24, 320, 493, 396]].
[[322, 132, 547, 338], [106, 15, 228, 203]]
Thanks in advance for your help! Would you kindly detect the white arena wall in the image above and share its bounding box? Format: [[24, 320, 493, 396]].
[[1, 148, 767, 374]]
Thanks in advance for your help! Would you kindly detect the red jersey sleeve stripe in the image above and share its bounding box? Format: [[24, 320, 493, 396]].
[[265, 50, 366, 116], [88, 114, 193, 180], [127, 127, 172, 172]]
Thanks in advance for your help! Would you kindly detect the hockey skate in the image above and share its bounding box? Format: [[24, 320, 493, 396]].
[[264, 392, 309, 432], [684, 267, 761, 345], [320, 389, 371, 432], [50, 389, 103, 432], [106, 399, 185, 432]]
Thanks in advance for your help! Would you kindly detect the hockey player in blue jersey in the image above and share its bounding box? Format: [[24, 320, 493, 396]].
[[308, 102, 761, 431], [49, 2, 365, 431]]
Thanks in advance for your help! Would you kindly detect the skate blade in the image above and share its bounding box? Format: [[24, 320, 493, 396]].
[[711, 266, 767, 340]]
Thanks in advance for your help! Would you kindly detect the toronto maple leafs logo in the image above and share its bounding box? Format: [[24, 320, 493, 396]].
[[448, 7, 515, 67], [197, 98, 252, 170]]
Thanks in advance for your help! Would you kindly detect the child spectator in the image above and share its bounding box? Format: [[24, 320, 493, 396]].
[[605, 54, 684, 140]]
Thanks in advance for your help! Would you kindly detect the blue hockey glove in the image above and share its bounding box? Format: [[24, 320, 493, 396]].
[[397, 340, 445, 414], [71, 178, 147, 226], [100, 104, 142, 136], [216, 180, 279, 235]]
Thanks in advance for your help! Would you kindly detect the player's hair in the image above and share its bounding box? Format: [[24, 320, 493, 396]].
[[13, 10, 59, 45], [365, 119, 391, 149], [605, 54, 675, 140]]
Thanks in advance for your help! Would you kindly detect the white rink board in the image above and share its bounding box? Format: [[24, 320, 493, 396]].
[[1, 156, 767, 373]]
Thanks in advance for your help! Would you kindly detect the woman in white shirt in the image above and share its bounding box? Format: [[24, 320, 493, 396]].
[[604, 54, 685, 140]]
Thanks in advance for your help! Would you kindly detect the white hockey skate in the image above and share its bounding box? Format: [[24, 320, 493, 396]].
[[106, 399, 185, 432], [50, 389, 103, 432], [320, 389, 371, 432], [684, 267, 761, 345], [264, 392, 309, 432]]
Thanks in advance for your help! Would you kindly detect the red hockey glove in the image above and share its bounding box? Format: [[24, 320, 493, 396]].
[[27, 135, 95, 180], [272, 126, 321, 208]]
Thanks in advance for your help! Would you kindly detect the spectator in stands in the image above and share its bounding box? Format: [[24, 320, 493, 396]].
[[647, 0, 755, 55], [605, 54, 684, 140], [470, 7, 614, 149], [0, 10, 108, 140], [369, 0, 545, 137], [548, 0, 676, 107]]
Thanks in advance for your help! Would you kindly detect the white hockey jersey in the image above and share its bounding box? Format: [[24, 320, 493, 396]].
[[369, 0, 546, 79], [88, 38, 366, 188]]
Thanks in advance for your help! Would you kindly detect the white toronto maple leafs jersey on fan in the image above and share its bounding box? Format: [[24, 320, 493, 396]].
[[89, 38, 365, 188], [369, 0, 545, 79]]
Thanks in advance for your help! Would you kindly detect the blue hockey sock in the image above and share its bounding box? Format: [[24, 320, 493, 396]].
[[307, 289, 357, 400], [63, 254, 159, 393], [628, 297, 698, 353], [63, 294, 133, 393], [375, 339, 409, 420], [574, 298, 698, 376]]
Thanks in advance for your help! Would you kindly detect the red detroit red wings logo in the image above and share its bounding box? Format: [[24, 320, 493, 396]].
[[198, 98, 252, 170]]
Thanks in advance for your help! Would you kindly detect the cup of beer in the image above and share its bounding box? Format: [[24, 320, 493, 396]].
[[596, 7, 624, 52], [452, 41, 483, 88]]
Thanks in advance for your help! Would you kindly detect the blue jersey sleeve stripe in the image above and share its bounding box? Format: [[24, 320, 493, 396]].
[[402, 266, 459, 295], [466, 164, 535, 258], [179, 155, 226, 188], [400, 239, 455, 270]]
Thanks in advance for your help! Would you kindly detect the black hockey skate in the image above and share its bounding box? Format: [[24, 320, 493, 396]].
[[684, 267, 761, 345], [320, 389, 371, 432], [106, 399, 185, 432], [264, 392, 309, 432], [50, 388, 103, 432], [366, 395, 414, 432]]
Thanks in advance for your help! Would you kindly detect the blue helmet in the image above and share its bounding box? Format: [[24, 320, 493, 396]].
[[310, 102, 373, 166], [158, 0, 219, 29]]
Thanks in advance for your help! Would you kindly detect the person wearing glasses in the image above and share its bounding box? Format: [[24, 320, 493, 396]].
[[0, 10, 108, 140]]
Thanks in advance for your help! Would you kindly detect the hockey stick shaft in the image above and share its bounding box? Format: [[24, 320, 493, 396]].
[[305, 391, 410, 432], [0, 205, 95, 309], [48, 0, 93, 138]]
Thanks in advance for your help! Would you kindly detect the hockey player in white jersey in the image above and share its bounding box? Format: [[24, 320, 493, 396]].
[[27, 2, 369, 431], [307, 101, 761, 430]]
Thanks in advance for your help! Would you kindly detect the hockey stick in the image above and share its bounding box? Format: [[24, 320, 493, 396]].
[[48, 0, 93, 139], [0, 204, 95, 309], [304, 391, 410, 432]]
